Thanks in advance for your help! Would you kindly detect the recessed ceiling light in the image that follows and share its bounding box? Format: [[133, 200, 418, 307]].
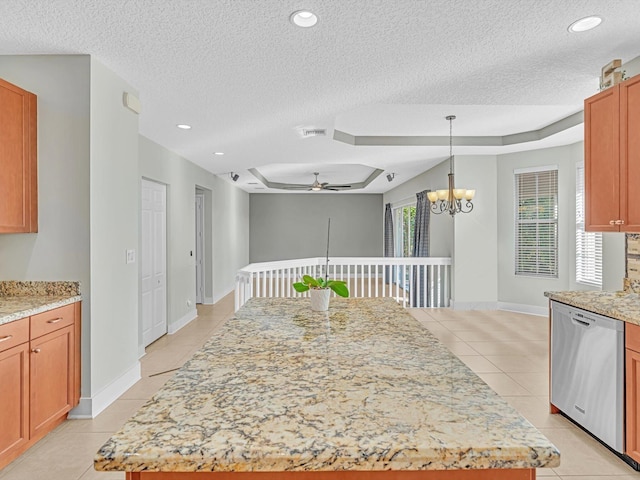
[[213, 152, 224, 156], [290, 10, 318, 28], [176, 124, 192, 130], [568, 16, 602, 33]]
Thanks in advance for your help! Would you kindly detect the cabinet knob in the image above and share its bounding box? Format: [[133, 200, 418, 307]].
[[610, 220, 616, 225], [618, 220, 625, 225], [31, 348, 41, 354]]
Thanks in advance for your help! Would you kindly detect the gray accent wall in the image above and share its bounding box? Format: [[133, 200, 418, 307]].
[[249, 194, 383, 262]]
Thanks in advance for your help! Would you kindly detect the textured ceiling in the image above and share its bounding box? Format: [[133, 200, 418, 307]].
[[1, 0, 639, 193]]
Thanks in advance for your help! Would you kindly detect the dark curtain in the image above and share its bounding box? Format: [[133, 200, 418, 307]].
[[384, 203, 394, 283], [412, 191, 430, 306]]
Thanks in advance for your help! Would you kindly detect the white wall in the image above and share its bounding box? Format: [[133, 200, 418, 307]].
[[0, 55, 144, 416], [249, 194, 383, 262], [452, 155, 498, 308], [0, 54, 92, 397], [139, 136, 250, 332], [88, 58, 140, 402], [497, 142, 625, 310], [383, 160, 454, 258]]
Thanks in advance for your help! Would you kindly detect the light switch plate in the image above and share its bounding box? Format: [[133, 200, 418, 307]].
[[126, 249, 136, 264]]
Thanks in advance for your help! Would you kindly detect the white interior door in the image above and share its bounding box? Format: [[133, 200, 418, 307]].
[[195, 193, 204, 304], [141, 179, 167, 347]]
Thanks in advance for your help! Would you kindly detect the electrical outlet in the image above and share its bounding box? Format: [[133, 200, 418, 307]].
[[126, 249, 136, 264]]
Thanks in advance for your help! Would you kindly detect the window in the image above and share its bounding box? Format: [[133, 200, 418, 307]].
[[394, 204, 416, 257], [514, 166, 558, 277], [576, 165, 602, 287]]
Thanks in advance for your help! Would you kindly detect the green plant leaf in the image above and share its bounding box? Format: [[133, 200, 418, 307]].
[[292, 282, 310, 293], [329, 282, 349, 297], [302, 275, 320, 287]]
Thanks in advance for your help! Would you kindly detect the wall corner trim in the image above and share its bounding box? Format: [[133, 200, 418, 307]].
[[497, 302, 548, 317], [68, 362, 141, 419], [168, 309, 198, 335]]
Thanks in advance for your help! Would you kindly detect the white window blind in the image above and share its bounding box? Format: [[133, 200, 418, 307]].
[[576, 165, 602, 287], [514, 167, 558, 277]]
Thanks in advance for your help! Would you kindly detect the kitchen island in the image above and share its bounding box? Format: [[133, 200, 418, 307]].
[[95, 297, 559, 479]]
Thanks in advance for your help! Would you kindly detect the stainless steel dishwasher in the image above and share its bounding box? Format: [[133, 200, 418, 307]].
[[550, 300, 624, 453]]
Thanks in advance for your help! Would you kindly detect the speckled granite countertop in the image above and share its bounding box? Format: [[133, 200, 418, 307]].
[[545, 290, 640, 325], [95, 297, 559, 473], [0, 281, 81, 325]]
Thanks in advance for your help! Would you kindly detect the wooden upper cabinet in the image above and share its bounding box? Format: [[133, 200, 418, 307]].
[[585, 85, 620, 231], [585, 75, 640, 232], [620, 75, 640, 232], [0, 78, 37, 233]]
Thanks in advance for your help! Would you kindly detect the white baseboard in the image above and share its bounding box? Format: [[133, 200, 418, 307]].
[[68, 361, 141, 419], [498, 302, 547, 317], [168, 308, 197, 334], [212, 287, 234, 304], [450, 301, 498, 310]]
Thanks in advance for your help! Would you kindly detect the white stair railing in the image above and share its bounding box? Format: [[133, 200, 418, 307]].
[[235, 257, 451, 311]]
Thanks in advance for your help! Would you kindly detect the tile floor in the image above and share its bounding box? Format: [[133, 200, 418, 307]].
[[0, 298, 637, 479]]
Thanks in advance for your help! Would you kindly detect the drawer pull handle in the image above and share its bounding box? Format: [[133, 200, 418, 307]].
[[610, 220, 616, 225], [618, 220, 625, 225], [47, 318, 63, 324], [31, 348, 41, 354], [0, 335, 13, 343]]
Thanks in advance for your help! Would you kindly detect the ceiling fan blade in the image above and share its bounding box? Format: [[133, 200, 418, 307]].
[[279, 185, 312, 190], [326, 188, 340, 191], [327, 184, 351, 188]]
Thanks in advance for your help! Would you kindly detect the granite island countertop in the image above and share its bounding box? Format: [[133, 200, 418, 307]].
[[545, 290, 640, 325], [0, 281, 82, 325], [95, 297, 559, 473]]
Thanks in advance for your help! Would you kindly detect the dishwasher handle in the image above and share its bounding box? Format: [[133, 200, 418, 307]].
[[571, 315, 593, 328]]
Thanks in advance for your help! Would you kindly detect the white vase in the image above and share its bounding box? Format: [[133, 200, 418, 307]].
[[309, 288, 331, 311]]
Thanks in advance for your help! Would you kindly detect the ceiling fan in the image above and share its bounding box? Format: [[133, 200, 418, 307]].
[[280, 172, 352, 192]]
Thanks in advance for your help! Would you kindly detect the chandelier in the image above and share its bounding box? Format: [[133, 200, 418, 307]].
[[427, 115, 475, 215]]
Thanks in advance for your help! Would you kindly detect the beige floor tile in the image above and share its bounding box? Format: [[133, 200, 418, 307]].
[[118, 373, 173, 400], [476, 372, 532, 396], [78, 466, 125, 479], [539, 426, 632, 476], [558, 477, 640, 480], [537, 468, 559, 477], [508, 372, 550, 396], [422, 323, 464, 343], [502, 396, 571, 429], [0, 431, 111, 480], [485, 354, 548, 373], [440, 341, 480, 356], [457, 355, 502, 373], [467, 340, 547, 356], [60, 398, 148, 433], [407, 308, 437, 322]]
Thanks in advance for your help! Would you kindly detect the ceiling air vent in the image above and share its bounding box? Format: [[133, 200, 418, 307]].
[[295, 126, 327, 138]]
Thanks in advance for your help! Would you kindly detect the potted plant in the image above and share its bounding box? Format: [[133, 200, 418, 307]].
[[292, 218, 349, 311], [293, 275, 349, 311]]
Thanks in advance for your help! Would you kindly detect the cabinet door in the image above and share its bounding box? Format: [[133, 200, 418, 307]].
[[620, 75, 640, 232], [585, 86, 620, 231], [0, 343, 29, 466], [0, 78, 37, 233], [29, 325, 74, 440], [627, 348, 640, 463]]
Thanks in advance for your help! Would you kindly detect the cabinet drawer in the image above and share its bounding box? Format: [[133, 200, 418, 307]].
[[0, 318, 29, 353], [627, 322, 640, 353], [30, 304, 74, 339]]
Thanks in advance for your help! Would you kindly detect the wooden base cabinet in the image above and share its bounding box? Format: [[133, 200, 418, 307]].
[[0, 343, 29, 465], [0, 303, 80, 470], [626, 323, 640, 463]]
